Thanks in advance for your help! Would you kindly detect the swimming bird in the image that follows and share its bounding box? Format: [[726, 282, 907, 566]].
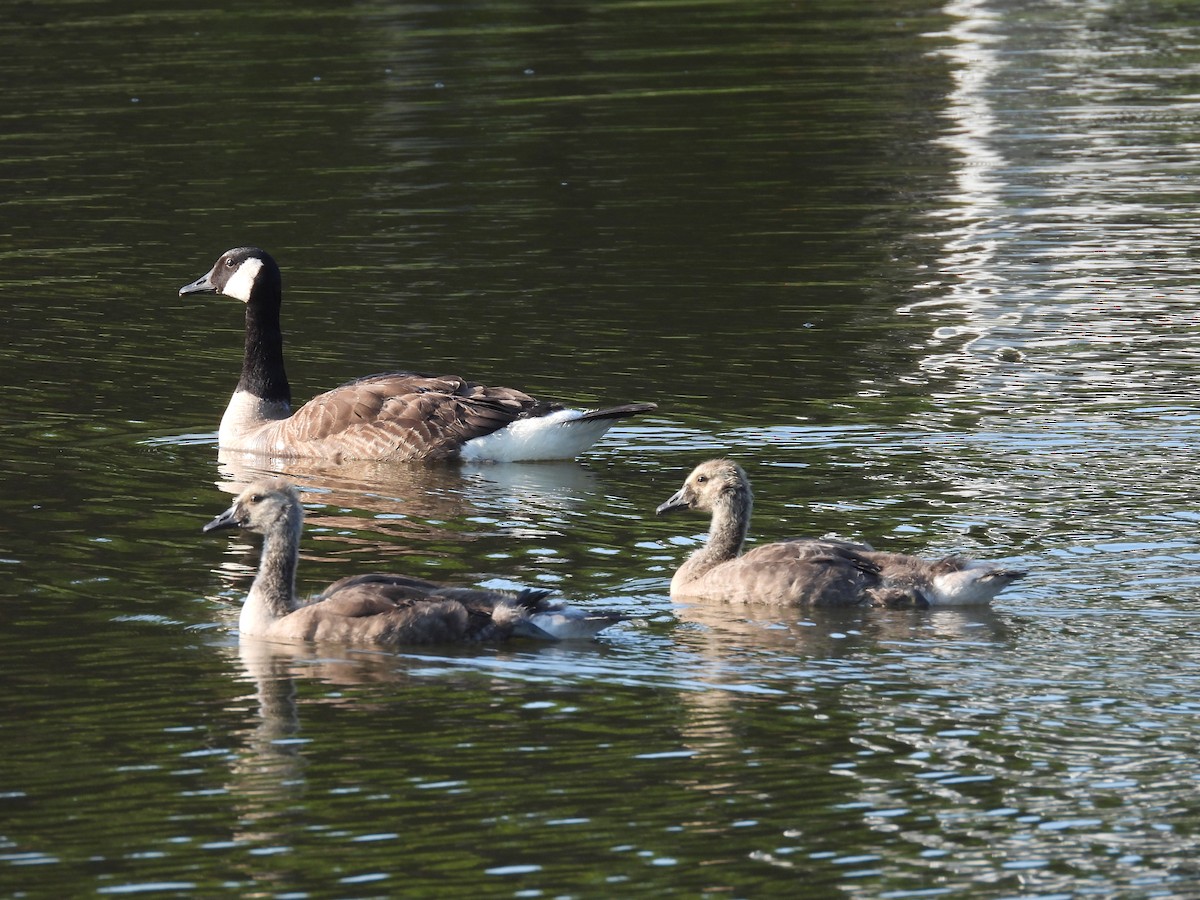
[[180, 247, 656, 462], [204, 478, 624, 643], [655, 459, 1025, 608]]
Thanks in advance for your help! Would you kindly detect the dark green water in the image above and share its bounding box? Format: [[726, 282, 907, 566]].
[[3, 0, 1200, 896]]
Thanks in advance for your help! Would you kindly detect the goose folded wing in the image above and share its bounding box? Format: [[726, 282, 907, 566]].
[[729, 539, 884, 606], [305, 589, 416, 619], [317, 571, 447, 601], [743, 538, 881, 572], [287, 374, 552, 460]]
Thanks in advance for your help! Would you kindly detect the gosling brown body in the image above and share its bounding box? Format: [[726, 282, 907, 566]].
[[205, 479, 623, 644], [656, 459, 1024, 608]]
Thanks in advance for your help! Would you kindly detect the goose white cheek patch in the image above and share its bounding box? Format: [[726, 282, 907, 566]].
[[223, 257, 264, 302]]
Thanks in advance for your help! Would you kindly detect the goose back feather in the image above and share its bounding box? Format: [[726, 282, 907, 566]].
[[181, 247, 655, 462], [204, 479, 624, 644], [656, 459, 1025, 608]]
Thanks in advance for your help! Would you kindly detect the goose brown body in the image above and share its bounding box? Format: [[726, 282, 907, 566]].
[[218, 371, 628, 462], [656, 459, 1025, 608], [181, 247, 655, 462], [204, 479, 623, 644]]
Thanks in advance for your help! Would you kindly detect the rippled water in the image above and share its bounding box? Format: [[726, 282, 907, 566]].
[[3, 0, 1200, 896]]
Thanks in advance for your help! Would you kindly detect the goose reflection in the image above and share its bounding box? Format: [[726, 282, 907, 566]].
[[650, 600, 1017, 877], [210, 451, 605, 597], [217, 448, 602, 525], [218, 636, 307, 852]]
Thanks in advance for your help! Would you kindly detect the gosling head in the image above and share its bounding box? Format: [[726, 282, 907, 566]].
[[204, 478, 303, 536], [179, 246, 280, 305], [656, 458, 751, 516]]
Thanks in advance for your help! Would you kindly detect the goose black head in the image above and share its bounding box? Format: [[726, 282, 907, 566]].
[[180, 247, 281, 304]]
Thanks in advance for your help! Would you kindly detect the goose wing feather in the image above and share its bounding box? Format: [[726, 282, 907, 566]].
[[275, 373, 554, 461], [280, 584, 510, 643], [304, 574, 561, 643], [318, 573, 553, 609], [680, 538, 883, 606], [277, 594, 478, 644], [316, 571, 448, 601]]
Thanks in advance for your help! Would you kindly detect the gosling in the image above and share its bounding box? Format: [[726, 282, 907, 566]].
[[656, 459, 1025, 608], [204, 479, 624, 643]]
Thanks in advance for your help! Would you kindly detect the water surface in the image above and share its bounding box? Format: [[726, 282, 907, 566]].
[[2, 0, 1200, 896]]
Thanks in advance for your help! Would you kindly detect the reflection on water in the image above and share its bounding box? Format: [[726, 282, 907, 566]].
[[215, 447, 601, 517], [673, 600, 1011, 656], [912, 0, 1016, 386], [220, 636, 427, 806], [215, 447, 602, 540], [909, 0, 1200, 423]]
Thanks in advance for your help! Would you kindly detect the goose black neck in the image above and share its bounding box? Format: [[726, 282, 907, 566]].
[[238, 282, 291, 405]]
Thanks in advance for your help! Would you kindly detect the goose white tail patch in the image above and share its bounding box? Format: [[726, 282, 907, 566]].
[[223, 256, 264, 302], [528, 609, 619, 640], [929, 564, 1020, 606], [459, 409, 620, 462]]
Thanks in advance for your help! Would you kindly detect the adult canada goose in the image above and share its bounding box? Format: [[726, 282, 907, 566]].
[[180, 247, 656, 462], [204, 478, 624, 644], [655, 459, 1025, 608]]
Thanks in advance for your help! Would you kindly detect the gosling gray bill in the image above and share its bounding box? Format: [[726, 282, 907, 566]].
[[204, 479, 624, 644], [656, 459, 1025, 608], [180, 247, 655, 462]]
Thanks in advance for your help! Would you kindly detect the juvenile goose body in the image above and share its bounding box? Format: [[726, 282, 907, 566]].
[[180, 247, 656, 462], [656, 459, 1025, 608], [204, 479, 623, 644]]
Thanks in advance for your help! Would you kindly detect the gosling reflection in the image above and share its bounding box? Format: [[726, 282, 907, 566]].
[[665, 601, 1012, 774], [218, 635, 418, 881], [227, 637, 303, 784], [673, 600, 1012, 657]]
